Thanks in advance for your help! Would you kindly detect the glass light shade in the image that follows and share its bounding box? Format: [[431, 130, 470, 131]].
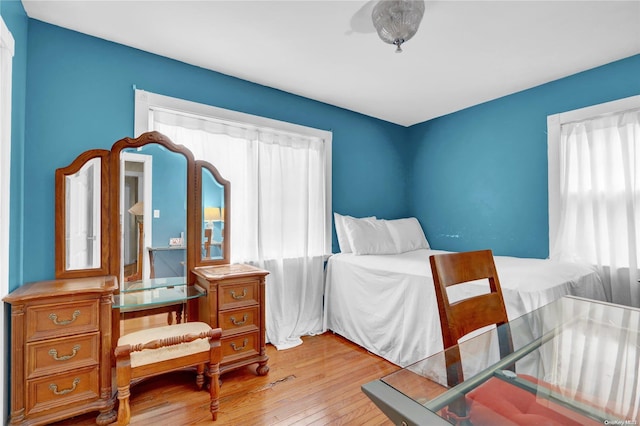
[[372, 0, 425, 53]]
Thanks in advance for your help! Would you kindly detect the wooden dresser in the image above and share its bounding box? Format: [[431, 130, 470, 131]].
[[193, 264, 269, 376], [3, 276, 118, 426]]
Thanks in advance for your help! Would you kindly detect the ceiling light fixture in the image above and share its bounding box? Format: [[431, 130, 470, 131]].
[[372, 0, 425, 53]]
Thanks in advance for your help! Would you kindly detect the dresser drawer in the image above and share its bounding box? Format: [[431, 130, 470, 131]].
[[26, 366, 100, 417], [218, 280, 259, 310], [26, 299, 100, 342], [26, 332, 100, 379], [219, 306, 259, 336], [221, 331, 259, 363]]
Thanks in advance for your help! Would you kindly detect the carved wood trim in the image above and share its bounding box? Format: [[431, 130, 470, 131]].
[[114, 328, 222, 357]]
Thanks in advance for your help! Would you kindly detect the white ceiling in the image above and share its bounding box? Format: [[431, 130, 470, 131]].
[[22, 1, 640, 126]]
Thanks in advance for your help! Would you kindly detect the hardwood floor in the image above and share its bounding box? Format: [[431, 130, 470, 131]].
[[52, 315, 399, 425]]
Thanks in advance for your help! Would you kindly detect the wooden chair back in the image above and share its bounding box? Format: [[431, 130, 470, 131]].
[[430, 249, 510, 350], [430, 250, 514, 386], [430, 250, 514, 423]]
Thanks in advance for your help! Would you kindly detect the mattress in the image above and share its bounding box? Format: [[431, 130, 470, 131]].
[[322, 249, 606, 367]]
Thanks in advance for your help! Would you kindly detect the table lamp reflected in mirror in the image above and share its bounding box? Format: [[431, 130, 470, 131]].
[[125, 201, 144, 282], [204, 207, 222, 227], [203, 207, 224, 259]]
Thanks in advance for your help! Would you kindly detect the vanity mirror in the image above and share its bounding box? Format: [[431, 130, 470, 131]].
[[55, 149, 110, 278], [196, 160, 230, 265], [110, 133, 192, 283], [55, 131, 231, 282], [119, 143, 188, 282]]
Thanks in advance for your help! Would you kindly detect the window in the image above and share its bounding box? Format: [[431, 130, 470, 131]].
[[548, 95, 640, 306], [134, 89, 332, 349]]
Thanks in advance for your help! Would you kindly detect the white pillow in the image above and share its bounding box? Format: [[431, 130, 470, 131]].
[[342, 216, 397, 255], [386, 217, 430, 253], [334, 213, 375, 253]]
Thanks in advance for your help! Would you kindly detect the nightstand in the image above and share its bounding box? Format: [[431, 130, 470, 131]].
[[193, 264, 269, 376]]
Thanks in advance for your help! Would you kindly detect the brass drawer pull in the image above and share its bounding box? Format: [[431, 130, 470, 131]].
[[230, 289, 247, 300], [49, 378, 80, 396], [230, 338, 249, 352], [48, 345, 80, 361], [230, 314, 248, 326], [49, 310, 80, 326]]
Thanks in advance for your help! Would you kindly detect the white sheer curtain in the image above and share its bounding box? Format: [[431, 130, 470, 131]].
[[549, 301, 640, 420], [151, 109, 329, 349], [551, 109, 640, 306]]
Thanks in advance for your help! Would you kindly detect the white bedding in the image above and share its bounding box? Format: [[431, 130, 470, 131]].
[[322, 249, 607, 367]]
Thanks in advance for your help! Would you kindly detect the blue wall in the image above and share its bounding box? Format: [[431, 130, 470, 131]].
[[407, 55, 640, 258], [23, 20, 409, 282], [146, 144, 187, 278], [131, 144, 188, 248], [1, 0, 28, 421], [9, 11, 640, 284]]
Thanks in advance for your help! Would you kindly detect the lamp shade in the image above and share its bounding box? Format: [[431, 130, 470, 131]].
[[204, 207, 222, 221], [128, 201, 144, 216], [372, 0, 425, 53]]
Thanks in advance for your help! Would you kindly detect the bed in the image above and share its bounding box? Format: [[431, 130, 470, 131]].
[[323, 215, 607, 367]]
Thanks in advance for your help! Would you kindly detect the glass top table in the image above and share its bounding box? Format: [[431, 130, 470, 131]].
[[113, 277, 205, 311], [362, 296, 640, 425]]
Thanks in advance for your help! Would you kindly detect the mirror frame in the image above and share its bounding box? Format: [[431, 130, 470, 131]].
[[55, 149, 111, 279], [109, 132, 197, 282], [195, 160, 230, 266], [54, 131, 231, 281]]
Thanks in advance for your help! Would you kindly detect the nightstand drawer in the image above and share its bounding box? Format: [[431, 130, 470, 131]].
[[26, 299, 100, 341], [221, 332, 259, 362], [27, 332, 100, 379], [219, 281, 258, 310], [219, 306, 259, 335], [26, 366, 100, 416]]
